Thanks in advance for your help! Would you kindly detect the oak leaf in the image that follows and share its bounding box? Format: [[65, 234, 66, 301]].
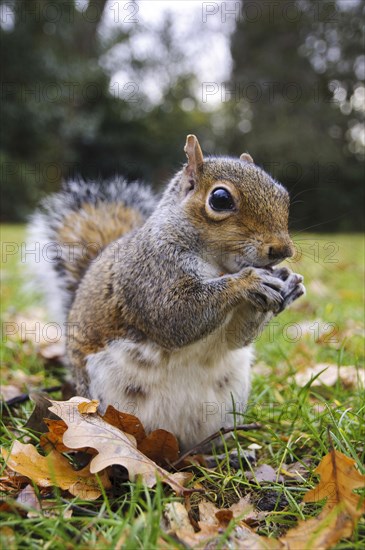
[[78, 399, 99, 414], [1, 441, 110, 500], [39, 419, 69, 453], [138, 429, 179, 465], [48, 397, 193, 495], [102, 405, 179, 464], [102, 406, 146, 443], [167, 451, 365, 549], [280, 449, 365, 549], [303, 449, 365, 516]]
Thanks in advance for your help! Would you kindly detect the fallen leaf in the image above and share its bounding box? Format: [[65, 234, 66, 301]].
[[229, 495, 259, 524], [3, 311, 65, 356], [0, 470, 29, 496], [101, 408, 180, 464], [1, 385, 24, 401], [102, 407, 180, 464], [164, 502, 195, 533], [138, 429, 179, 465], [48, 397, 193, 495], [39, 419, 69, 453], [294, 364, 364, 388], [39, 342, 65, 361], [303, 450, 365, 517], [166, 496, 270, 548], [102, 405, 146, 443], [1, 369, 43, 396], [2, 441, 110, 500], [246, 464, 283, 483], [16, 484, 39, 511], [198, 500, 220, 525], [78, 400, 99, 414], [14, 483, 68, 518], [25, 393, 56, 433], [215, 509, 233, 526], [167, 451, 365, 549], [280, 449, 365, 549]]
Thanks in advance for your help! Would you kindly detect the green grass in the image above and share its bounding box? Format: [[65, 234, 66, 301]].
[[1, 226, 364, 549]]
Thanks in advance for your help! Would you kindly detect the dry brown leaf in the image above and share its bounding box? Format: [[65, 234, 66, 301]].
[[101, 405, 146, 443], [3, 311, 65, 357], [102, 406, 179, 464], [0, 385, 24, 401], [294, 363, 364, 388], [138, 429, 179, 465], [39, 419, 69, 453], [303, 450, 365, 517], [169, 451, 365, 549], [246, 464, 283, 483], [39, 342, 65, 361], [229, 495, 259, 524], [198, 500, 220, 525], [1, 441, 110, 500], [25, 393, 57, 433], [165, 502, 195, 533], [15, 484, 39, 511], [280, 508, 347, 550], [176, 518, 278, 549], [165, 501, 222, 549], [48, 397, 193, 495], [199, 496, 260, 529], [1, 369, 43, 396], [280, 449, 365, 549], [78, 399, 99, 414], [0, 470, 29, 496], [172, 525, 221, 548], [167, 497, 272, 549], [215, 509, 234, 526], [15, 483, 69, 518]]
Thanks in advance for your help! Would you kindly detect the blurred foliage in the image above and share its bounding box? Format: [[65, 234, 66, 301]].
[[0, 0, 363, 230], [224, 0, 364, 231]]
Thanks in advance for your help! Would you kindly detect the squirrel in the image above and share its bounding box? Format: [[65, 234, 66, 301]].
[[29, 135, 305, 451]]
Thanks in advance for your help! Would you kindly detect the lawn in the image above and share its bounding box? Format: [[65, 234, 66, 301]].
[[1, 226, 364, 549]]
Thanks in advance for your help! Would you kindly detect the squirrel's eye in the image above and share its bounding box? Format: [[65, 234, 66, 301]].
[[209, 188, 235, 211]]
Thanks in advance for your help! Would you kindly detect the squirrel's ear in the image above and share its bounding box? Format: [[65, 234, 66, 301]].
[[240, 153, 254, 164], [184, 134, 204, 175], [181, 135, 204, 197]]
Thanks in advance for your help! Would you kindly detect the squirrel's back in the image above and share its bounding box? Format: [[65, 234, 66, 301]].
[[27, 177, 157, 322]]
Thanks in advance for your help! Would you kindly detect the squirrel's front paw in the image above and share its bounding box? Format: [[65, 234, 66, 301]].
[[273, 267, 306, 313], [244, 268, 286, 314]]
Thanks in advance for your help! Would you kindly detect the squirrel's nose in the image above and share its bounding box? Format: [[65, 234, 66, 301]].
[[268, 244, 293, 261]]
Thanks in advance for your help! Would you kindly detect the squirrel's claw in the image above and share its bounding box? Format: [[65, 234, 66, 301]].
[[277, 272, 306, 314]]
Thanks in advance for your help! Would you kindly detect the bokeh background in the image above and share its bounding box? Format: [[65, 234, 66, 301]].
[[1, 0, 364, 230]]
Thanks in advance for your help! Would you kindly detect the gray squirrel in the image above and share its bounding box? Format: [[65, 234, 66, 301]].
[[29, 135, 305, 450]]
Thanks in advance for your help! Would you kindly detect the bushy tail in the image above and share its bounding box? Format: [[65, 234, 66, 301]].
[[27, 177, 156, 322]]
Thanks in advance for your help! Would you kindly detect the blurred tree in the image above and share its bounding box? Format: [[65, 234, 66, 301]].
[[1, 0, 363, 230], [1, 0, 118, 219], [0, 0, 209, 220], [224, 0, 364, 231]]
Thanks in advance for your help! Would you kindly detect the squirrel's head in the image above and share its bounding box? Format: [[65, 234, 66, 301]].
[[179, 134, 294, 273]]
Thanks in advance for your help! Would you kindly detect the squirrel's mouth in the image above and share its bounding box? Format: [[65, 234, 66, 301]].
[[239, 260, 281, 270], [223, 254, 285, 274]]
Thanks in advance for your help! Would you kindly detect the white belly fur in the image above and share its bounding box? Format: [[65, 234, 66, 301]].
[[86, 330, 253, 451]]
